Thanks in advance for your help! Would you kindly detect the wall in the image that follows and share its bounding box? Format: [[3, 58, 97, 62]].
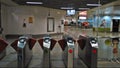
[[94, 16, 112, 28], [90, 5, 120, 32], [1, 4, 8, 35], [1, 5, 66, 35]]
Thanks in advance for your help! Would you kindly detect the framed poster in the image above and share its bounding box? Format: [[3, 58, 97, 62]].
[[47, 17, 54, 32], [28, 16, 34, 23]]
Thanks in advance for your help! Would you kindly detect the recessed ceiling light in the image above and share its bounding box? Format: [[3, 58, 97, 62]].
[[26, 2, 43, 4], [87, 4, 101, 6], [60, 7, 73, 9]]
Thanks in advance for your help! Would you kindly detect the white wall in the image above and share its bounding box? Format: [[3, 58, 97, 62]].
[[1, 4, 8, 35], [1, 5, 66, 35]]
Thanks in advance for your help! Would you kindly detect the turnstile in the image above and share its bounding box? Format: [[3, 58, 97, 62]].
[[77, 35, 98, 68], [38, 35, 57, 68], [0, 38, 8, 60], [11, 35, 36, 68], [58, 35, 75, 68]]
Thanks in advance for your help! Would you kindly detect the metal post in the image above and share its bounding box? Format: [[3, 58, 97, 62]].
[[97, 0, 101, 37]]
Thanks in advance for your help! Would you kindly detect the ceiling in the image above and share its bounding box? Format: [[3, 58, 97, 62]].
[[9, 0, 118, 10]]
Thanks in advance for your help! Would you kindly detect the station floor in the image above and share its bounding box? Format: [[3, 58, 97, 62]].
[[0, 26, 120, 68]]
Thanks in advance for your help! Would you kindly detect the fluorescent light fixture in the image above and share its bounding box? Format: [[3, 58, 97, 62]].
[[61, 7, 73, 9], [87, 4, 101, 6], [79, 17, 87, 19], [26, 2, 43, 4], [78, 8, 90, 10]]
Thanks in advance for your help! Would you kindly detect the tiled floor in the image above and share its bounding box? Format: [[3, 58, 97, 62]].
[[0, 26, 120, 68]]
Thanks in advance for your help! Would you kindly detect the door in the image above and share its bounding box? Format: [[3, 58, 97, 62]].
[[112, 19, 119, 32], [47, 17, 54, 32]]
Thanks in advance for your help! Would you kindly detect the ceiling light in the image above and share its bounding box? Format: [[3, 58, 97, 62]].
[[78, 8, 90, 10], [87, 4, 101, 6], [26, 2, 43, 4], [60, 7, 73, 9], [79, 17, 87, 19]]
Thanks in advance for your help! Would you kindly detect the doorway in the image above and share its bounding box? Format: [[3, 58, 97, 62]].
[[47, 17, 54, 32], [112, 19, 120, 32]]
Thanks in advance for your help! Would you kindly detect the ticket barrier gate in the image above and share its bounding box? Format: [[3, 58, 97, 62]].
[[10, 35, 36, 68], [0, 38, 8, 60], [77, 35, 98, 68], [58, 35, 75, 68], [38, 35, 57, 68]]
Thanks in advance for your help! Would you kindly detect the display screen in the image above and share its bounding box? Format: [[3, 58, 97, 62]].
[[67, 10, 75, 16]]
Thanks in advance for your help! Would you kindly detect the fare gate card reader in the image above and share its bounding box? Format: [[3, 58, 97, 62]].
[[89, 38, 98, 48], [67, 39, 74, 48], [43, 37, 51, 49], [18, 37, 28, 48]]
